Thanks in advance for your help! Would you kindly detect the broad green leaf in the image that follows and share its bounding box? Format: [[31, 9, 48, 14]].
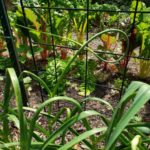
[[142, 7, 150, 23], [136, 127, 150, 134], [17, 7, 40, 30], [130, 1, 146, 23]]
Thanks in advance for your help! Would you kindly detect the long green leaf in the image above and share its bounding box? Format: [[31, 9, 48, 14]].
[[28, 96, 82, 148], [19, 70, 52, 97], [106, 83, 150, 150], [41, 110, 103, 149], [58, 128, 106, 150], [81, 97, 113, 110], [0, 142, 60, 149], [22, 107, 92, 148], [106, 81, 146, 141], [3, 68, 28, 150]]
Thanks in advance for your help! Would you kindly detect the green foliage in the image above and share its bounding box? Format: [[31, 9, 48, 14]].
[[130, 1, 150, 53], [16, 45, 43, 64], [43, 57, 96, 96], [0, 28, 132, 149], [130, 1, 146, 23], [1, 68, 150, 150], [0, 19, 129, 150], [0, 57, 12, 70], [51, 29, 129, 97], [114, 78, 128, 89], [130, 1, 150, 78], [43, 56, 96, 96], [90, 3, 121, 30], [92, 0, 132, 10], [13, 6, 41, 40], [114, 78, 123, 89], [75, 59, 97, 96], [17, 6, 41, 30], [42, 58, 70, 95]]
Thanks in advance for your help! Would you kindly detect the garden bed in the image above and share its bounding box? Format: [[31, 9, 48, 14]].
[[1, 0, 150, 149], [0, 70, 149, 149]]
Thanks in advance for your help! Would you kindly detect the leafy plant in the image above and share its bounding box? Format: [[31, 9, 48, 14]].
[[75, 59, 97, 96], [97, 31, 128, 74], [113, 77, 128, 89], [0, 68, 109, 150], [42, 58, 71, 95], [15, 26, 127, 97], [0, 57, 12, 70], [114, 77, 123, 89], [2, 26, 150, 150], [92, 0, 131, 10], [130, 0, 150, 78], [7, 2, 53, 61], [1, 68, 150, 150], [16, 44, 43, 64], [90, 3, 121, 30]]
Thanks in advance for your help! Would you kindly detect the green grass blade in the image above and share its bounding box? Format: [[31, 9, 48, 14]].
[[106, 81, 146, 141], [81, 97, 113, 110], [58, 128, 107, 150], [41, 110, 104, 149], [120, 81, 145, 103], [28, 96, 82, 148], [32, 132, 44, 142], [19, 70, 52, 97], [0, 142, 60, 149], [2, 69, 11, 142], [48, 107, 71, 135], [3, 68, 28, 150], [22, 107, 92, 148], [50, 107, 71, 126]]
